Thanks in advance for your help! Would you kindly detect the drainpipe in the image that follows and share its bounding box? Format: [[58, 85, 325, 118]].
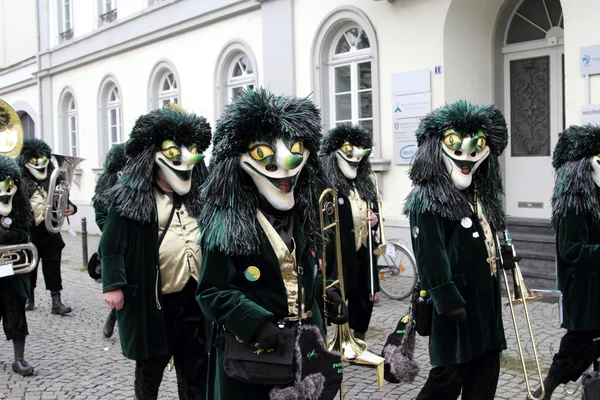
[[34, 0, 43, 140]]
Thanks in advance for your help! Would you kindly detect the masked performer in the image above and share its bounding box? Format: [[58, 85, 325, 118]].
[[99, 106, 211, 399], [0, 155, 35, 376], [529, 124, 600, 399], [91, 143, 126, 339], [17, 138, 75, 314], [196, 89, 347, 400], [404, 100, 508, 400], [319, 124, 379, 341]]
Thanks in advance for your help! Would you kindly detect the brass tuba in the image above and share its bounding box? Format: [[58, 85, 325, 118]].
[[0, 99, 39, 274], [319, 188, 385, 399], [44, 154, 84, 233]]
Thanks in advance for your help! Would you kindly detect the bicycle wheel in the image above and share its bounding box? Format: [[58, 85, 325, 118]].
[[377, 241, 417, 300]]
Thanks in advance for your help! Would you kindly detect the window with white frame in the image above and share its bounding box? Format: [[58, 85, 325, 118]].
[[107, 86, 122, 148], [227, 55, 255, 103], [58, 0, 74, 41], [66, 97, 78, 157], [158, 73, 179, 107], [329, 26, 373, 136], [100, 0, 117, 24], [17, 112, 35, 140]]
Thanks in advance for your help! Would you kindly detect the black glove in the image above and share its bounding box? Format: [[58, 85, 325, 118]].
[[254, 320, 284, 350], [0, 230, 21, 245], [501, 244, 522, 270], [445, 307, 467, 322], [326, 287, 348, 325]]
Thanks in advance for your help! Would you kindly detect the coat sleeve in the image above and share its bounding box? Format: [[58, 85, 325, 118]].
[[196, 249, 273, 342], [557, 208, 600, 269], [410, 211, 465, 315], [93, 202, 107, 233], [68, 199, 78, 215], [99, 205, 129, 293]]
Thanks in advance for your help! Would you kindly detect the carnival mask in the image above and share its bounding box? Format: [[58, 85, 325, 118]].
[[335, 141, 371, 180], [0, 177, 16, 217], [441, 129, 490, 190], [591, 155, 600, 188], [154, 140, 204, 195], [240, 138, 309, 211], [25, 156, 49, 181]]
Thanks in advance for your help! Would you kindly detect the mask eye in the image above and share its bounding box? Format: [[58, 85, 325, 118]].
[[249, 145, 275, 161], [474, 137, 487, 153], [161, 146, 181, 160], [117, 171, 124, 178], [8, 179, 14, 189], [443, 133, 462, 151], [290, 141, 304, 155], [189, 145, 199, 155], [341, 143, 353, 157], [29, 157, 37, 164]]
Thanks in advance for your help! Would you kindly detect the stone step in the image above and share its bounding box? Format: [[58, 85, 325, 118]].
[[508, 232, 556, 254], [506, 217, 554, 236], [517, 248, 555, 261]]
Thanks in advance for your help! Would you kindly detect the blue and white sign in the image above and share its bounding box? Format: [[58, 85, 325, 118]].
[[580, 45, 600, 76]]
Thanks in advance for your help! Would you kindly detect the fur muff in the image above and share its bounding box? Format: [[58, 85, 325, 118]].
[[92, 143, 127, 210], [198, 88, 325, 256], [551, 124, 600, 230], [270, 325, 342, 400], [16, 138, 55, 198], [0, 155, 33, 228], [319, 124, 376, 203], [403, 100, 508, 230], [99, 107, 212, 223], [382, 314, 419, 384]]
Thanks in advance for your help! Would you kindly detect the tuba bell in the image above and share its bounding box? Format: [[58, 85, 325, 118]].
[[44, 154, 84, 233], [0, 99, 39, 275], [319, 188, 385, 399]]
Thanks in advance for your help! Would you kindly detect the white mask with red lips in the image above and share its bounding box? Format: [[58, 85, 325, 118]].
[[441, 129, 490, 191], [335, 141, 372, 180], [240, 138, 309, 211], [591, 155, 600, 188], [154, 140, 204, 196], [0, 177, 16, 217]]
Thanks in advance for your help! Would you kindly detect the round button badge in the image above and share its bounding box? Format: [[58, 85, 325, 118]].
[[244, 266, 261, 282], [461, 217, 473, 229]]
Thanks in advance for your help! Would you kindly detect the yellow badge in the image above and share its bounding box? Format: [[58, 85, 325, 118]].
[[244, 266, 261, 282]]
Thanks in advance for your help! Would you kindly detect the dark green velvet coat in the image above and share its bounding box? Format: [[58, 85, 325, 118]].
[[196, 215, 324, 400], [99, 205, 167, 361], [409, 211, 506, 367], [325, 194, 380, 295], [556, 208, 600, 331], [93, 202, 108, 232]]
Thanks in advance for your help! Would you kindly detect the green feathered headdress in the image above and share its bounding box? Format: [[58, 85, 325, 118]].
[[319, 124, 376, 203], [92, 142, 127, 210], [551, 124, 600, 229], [101, 107, 212, 223], [403, 100, 508, 230], [0, 155, 33, 229], [198, 88, 324, 256], [16, 138, 55, 198]]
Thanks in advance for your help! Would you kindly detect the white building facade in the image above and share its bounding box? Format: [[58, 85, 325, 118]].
[[0, 0, 598, 236]]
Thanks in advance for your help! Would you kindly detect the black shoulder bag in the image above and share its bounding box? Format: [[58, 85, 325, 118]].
[[222, 263, 301, 386]]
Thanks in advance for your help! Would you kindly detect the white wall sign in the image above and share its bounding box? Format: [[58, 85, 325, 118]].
[[391, 70, 431, 165], [580, 45, 600, 76], [581, 104, 600, 124]]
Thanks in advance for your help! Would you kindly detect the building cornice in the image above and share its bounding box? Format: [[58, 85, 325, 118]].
[[36, 0, 260, 77]]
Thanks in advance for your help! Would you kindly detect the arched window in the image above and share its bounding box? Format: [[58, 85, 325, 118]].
[[17, 111, 35, 140], [506, 0, 563, 45], [214, 42, 259, 118], [329, 25, 373, 136], [228, 55, 255, 102], [312, 8, 382, 160], [148, 60, 181, 110], [59, 90, 79, 157], [159, 73, 179, 106], [98, 76, 124, 163]]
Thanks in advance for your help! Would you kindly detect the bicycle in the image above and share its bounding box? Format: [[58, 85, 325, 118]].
[[376, 238, 418, 301]]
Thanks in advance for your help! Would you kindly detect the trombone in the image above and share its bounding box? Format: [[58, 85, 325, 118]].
[[319, 188, 384, 399], [495, 230, 545, 400]]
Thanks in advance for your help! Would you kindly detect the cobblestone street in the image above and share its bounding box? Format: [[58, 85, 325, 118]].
[[0, 233, 581, 399]]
